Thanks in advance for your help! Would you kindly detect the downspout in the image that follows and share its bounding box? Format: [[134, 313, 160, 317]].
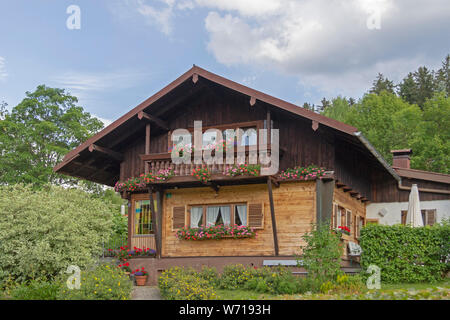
[[353, 132, 450, 195]]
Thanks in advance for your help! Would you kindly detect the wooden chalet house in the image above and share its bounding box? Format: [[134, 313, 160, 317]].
[[54, 66, 450, 284]]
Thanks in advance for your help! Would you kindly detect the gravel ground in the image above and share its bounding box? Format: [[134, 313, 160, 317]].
[[131, 286, 162, 300]]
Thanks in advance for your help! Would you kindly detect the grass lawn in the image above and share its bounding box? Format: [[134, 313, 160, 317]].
[[216, 280, 450, 300]]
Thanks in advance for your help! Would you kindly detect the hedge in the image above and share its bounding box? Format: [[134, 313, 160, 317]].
[[359, 223, 450, 283]]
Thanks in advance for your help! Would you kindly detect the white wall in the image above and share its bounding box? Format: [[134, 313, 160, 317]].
[[366, 200, 450, 225]]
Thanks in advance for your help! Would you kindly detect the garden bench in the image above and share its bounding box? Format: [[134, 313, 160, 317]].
[[263, 260, 303, 267]]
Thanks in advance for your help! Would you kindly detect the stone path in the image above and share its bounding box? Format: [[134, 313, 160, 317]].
[[131, 286, 163, 300]]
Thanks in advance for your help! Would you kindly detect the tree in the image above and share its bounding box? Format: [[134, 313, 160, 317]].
[[370, 73, 395, 95], [398, 67, 435, 109], [0, 85, 104, 187], [321, 96, 353, 123], [435, 54, 450, 96], [411, 93, 450, 173]]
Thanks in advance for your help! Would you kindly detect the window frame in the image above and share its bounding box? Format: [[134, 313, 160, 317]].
[[133, 199, 155, 236], [187, 202, 248, 229]]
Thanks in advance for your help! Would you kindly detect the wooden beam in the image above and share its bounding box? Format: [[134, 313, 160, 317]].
[[155, 188, 163, 259], [88, 144, 124, 162], [148, 187, 161, 259], [266, 107, 271, 147], [145, 123, 151, 174], [336, 181, 345, 188], [137, 111, 169, 131], [192, 73, 198, 84], [267, 177, 279, 256], [343, 186, 352, 192], [269, 176, 280, 188]]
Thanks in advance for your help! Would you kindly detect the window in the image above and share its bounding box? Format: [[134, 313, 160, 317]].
[[356, 216, 364, 238], [421, 209, 436, 226], [189, 203, 247, 228], [401, 209, 436, 225], [134, 200, 153, 235]]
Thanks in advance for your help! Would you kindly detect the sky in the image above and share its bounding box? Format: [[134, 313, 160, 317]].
[[0, 0, 449, 126]]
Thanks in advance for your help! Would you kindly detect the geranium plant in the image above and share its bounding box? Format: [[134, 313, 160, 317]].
[[118, 262, 131, 273], [336, 226, 351, 236], [223, 164, 261, 177], [133, 267, 149, 277], [192, 166, 211, 183], [114, 168, 175, 192], [278, 165, 326, 181], [175, 224, 256, 241]]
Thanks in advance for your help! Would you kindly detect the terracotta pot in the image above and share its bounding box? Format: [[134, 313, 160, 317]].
[[135, 275, 148, 286]]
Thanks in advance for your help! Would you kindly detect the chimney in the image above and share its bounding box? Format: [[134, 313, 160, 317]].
[[391, 149, 412, 169]]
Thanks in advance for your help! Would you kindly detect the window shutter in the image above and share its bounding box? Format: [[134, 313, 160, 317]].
[[401, 210, 407, 225], [333, 203, 338, 228], [426, 209, 436, 226], [172, 206, 186, 230], [346, 210, 352, 231], [248, 203, 264, 229]]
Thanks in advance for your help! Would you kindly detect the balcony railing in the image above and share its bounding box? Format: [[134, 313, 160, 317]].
[[140, 147, 275, 177]]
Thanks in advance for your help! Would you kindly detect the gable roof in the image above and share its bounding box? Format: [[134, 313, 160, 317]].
[[54, 65, 403, 188], [55, 65, 358, 170]]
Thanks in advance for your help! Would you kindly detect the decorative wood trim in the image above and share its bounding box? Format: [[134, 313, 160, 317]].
[[250, 96, 256, 106], [137, 111, 169, 131], [88, 144, 124, 162], [312, 120, 319, 131]]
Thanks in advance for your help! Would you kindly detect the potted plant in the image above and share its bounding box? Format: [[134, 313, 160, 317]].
[[133, 267, 149, 286]]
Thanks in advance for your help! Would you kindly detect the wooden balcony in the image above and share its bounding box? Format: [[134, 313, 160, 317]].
[[139, 147, 279, 187]]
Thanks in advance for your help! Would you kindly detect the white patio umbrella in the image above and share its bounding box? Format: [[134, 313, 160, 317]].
[[406, 184, 424, 227]]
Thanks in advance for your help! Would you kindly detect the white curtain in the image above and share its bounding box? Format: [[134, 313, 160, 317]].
[[236, 205, 247, 226], [206, 206, 220, 226], [221, 206, 231, 226], [190, 207, 203, 228]]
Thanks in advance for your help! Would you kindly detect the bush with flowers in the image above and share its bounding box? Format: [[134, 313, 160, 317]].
[[114, 168, 175, 192], [110, 246, 156, 262], [223, 164, 261, 177], [175, 224, 256, 241], [158, 266, 218, 300], [118, 262, 131, 273], [191, 166, 211, 183], [278, 165, 326, 181], [58, 264, 133, 300]]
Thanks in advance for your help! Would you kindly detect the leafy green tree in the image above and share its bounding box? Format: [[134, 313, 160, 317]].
[[0, 85, 103, 187], [322, 96, 353, 123], [398, 67, 435, 108], [370, 73, 395, 94], [411, 92, 450, 173], [435, 54, 450, 96]]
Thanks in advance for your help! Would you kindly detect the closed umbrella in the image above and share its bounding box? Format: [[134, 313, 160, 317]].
[[406, 184, 424, 227]]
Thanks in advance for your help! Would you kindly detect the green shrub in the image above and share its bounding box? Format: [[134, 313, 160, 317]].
[[300, 221, 343, 283], [158, 267, 217, 300], [58, 264, 133, 300], [11, 279, 61, 300], [0, 184, 114, 282], [360, 223, 449, 283]]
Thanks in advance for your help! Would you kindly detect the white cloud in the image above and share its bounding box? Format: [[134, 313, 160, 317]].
[[110, 0, 450, 99], [202, 0, 450, 97], [0, 57, 8, 81], [93, 114, 113, 127]]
